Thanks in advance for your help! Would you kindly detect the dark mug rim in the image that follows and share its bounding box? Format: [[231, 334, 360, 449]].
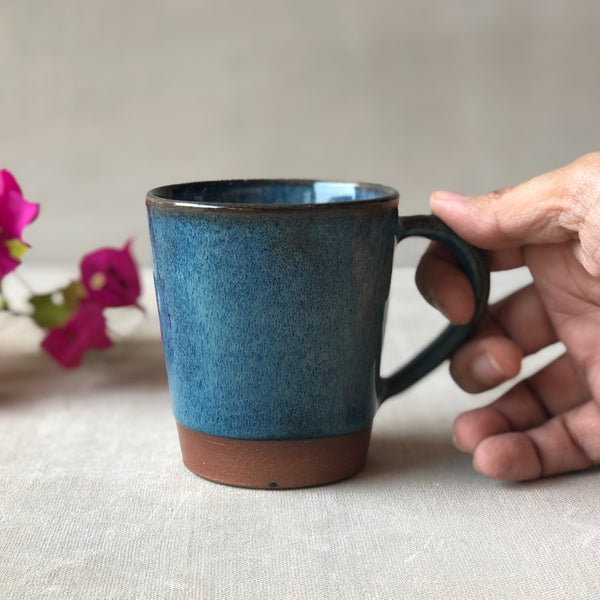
[[146, 178, 399, 212]]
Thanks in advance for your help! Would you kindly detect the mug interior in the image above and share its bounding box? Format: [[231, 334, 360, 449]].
[[148, 180, 397, 208]]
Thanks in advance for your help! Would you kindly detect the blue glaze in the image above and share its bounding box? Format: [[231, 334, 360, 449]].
[[147, 181, 397, 440]]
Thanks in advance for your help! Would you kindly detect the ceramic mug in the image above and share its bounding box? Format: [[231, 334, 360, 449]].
[[146, 180, 489, 489]]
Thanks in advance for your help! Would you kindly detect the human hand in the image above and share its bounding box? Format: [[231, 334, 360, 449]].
[[416, 152, 600, 481]]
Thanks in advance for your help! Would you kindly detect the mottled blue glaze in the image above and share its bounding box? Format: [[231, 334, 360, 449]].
[[147, 180, 491, 443], [147, 181, 397, 440]]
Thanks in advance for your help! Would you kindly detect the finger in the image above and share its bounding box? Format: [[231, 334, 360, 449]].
[[420, 239, 526, 278], [449, 336, 523, 393], [415, 242, 475, 324], [429, 155, 600, 250], [417, 247, 559, 392], [473, 399, 600, 481], [454, 352, 590, 452], [449, 283, 558, 392], [415, 241, 530, 327]]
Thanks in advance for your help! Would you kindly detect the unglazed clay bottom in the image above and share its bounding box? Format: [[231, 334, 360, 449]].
[[176, 424, 372, 489]]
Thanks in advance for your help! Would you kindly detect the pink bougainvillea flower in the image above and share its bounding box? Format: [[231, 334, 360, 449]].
[[41, 303, 113, 368], [80, 240, 141, 308], [0, 248, 19, 279], [0, 169, 40, 239], [0, 169, 40, 279]]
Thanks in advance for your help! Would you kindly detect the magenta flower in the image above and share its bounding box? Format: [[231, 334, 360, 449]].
[[0, 169, 40, 279], [0, 245, 19, 279], [80, 240, 141, 308], [0, 170, 40, 238], [39, 241, 142, 368], [41, 303, 113, 368], [0, 168, 142, 370]]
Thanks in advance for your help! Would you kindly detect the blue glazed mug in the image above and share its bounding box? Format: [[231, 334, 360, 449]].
[[146, 180, 489, 488]]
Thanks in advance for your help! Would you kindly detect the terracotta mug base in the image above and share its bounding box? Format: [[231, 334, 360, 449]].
[[176, 423, 372, 489]]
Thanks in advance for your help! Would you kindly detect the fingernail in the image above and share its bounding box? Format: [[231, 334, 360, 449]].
[[472, 457, 484, 475], [429, 296, 450, 320], [433, 190, 472, 202], [452, 434, 467, 453], [471, 351, 506, 385]]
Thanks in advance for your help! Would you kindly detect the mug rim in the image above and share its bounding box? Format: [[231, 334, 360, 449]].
[[146, 178, 399, 211]]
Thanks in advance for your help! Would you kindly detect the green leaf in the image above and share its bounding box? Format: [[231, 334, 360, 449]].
[[5, 238, 29, 260], [62, 281, 86, 312], [30, 293, 71, 329], [29, 281, 86, 329]]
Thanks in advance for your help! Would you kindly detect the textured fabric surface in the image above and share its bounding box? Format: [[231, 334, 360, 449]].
[[1, 266, 599, 599]]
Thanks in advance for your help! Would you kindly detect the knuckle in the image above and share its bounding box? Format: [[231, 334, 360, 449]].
[[482, 187, 512, 203], [476, 187, 520, 241], [556, 414, 594, 469], [555, 153, 600, 236], [566, 152, 600, 201], [574, 151, 600, 171]]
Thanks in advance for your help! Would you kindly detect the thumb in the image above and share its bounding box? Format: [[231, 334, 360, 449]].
[[429, 155, 599, 251]]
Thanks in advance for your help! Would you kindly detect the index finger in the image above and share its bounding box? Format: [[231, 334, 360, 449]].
[[415, 240, 525, 327]]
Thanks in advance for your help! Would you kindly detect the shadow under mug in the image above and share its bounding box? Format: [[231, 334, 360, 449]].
[[146, 180, 489, 489]]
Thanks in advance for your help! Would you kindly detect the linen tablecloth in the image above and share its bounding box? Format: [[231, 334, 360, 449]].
[[1, 265, 598, 599]]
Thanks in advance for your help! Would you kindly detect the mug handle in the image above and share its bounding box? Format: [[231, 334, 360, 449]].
[[380, 215, 490, 401]]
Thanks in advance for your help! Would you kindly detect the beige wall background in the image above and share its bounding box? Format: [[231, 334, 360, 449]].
[[2, 0, 599, 266]]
